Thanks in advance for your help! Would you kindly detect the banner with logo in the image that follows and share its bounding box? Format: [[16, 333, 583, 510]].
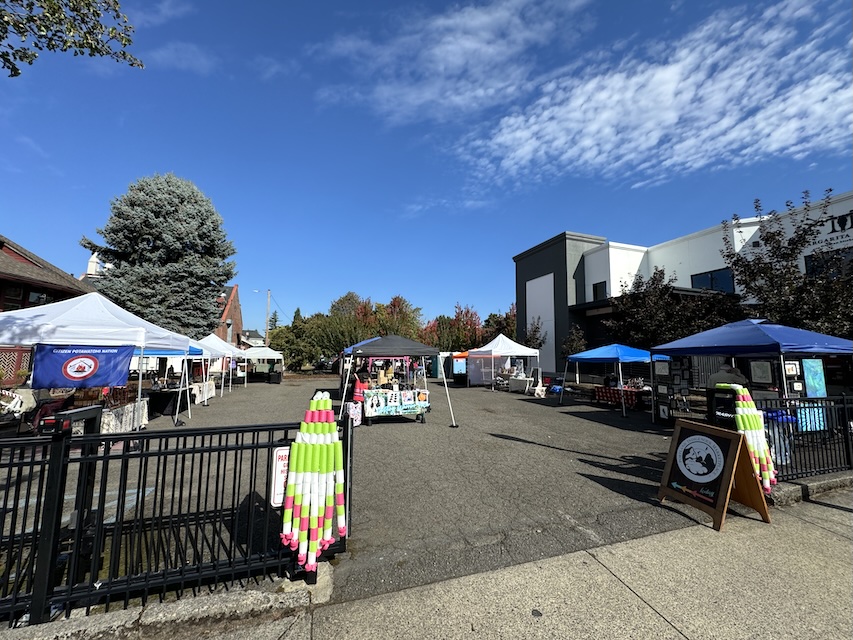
[[32, 345, 134, 389]]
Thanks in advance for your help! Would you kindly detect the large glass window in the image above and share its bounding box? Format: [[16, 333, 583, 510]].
[[691, 268, 734, 293], [804, 247, 853, 277], [592, 281, 608, 301]]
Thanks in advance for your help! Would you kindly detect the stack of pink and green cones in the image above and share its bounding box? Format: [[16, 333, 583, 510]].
[[717, 383, 778, 494], [280, 391, 347, 574]]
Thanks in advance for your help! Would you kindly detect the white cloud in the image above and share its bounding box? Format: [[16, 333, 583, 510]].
[[317, 0, 592, 124], [16, 135, 49, 159], [463, 0, 852, 187], [254, 56, 300, 82], [146, 42, 218, 75], [130, 0, 194, 28]]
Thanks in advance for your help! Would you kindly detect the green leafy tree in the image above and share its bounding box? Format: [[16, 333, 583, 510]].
[[603, 267, 746, 349], [310, 292, 377, 357], [271, 307, 319, 370], [374, 295, 422, 339], [722, 189, 853, 338], [420, 314, 456, 350], [1, 0, 143, 78], [523, 316, 548, 349], [482, 304, 516, 344], [561, 323, 587, 358], [81, 173, 236, 339]]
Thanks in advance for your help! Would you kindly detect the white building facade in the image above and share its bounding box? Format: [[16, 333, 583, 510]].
[[515, 191, 853, 374]]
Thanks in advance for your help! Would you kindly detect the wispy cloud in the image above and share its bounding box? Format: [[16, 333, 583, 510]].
[[16, 135, 49, 159], [316, 0, 592, 124], [130, 0, 194, 28], [254, 55, 300, 82], [400, 196, 492, 220], [463, 0, 852, 187], [145, 42, 218, 75]]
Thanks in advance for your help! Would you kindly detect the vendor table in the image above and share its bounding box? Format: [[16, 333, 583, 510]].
[[594, 386, 648, 410], [145, 387, 190, 419], [363, 388, 430, 425], [100, 400, 149, 434], [190, 380, 216, 404], [508, 377, 534, 394]]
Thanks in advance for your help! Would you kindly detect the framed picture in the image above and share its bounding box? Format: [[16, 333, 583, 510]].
[[672, 375, 681, 385], [657, 384, 669, 395], [750, 361, 773, 384], [654, 361, 670, 376], [784, 361, 800, 376]]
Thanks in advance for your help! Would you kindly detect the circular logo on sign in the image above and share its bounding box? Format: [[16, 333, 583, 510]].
[[62, 356, 99, 381], [676, 435, 724, 483]]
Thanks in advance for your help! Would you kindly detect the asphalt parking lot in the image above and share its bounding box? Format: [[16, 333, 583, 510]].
[[147, 375, 711, 604]]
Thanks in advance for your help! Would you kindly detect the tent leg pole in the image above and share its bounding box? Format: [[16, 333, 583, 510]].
[[441, 364, 457, 427], [559, 360, 568, 405]]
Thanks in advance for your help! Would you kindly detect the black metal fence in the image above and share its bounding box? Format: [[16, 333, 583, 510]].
[[671, 394, 853, 482], [755, 396, 853, 482], [0, 407, 349, 627]]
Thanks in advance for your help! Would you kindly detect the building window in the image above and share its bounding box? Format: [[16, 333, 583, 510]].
[[691, 268, 734, 293], [592, 281, 607, 301], [804, 247, 853, 277]]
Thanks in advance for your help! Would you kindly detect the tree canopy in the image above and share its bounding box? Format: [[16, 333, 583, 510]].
[[1, 1, 142, 77], [603, 267, 746, 349], [721, 189, 853, 338], [81, 173, 236, 339]]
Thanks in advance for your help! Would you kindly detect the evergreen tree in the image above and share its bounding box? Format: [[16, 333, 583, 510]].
[[81, 173, 236, 339], [268, 310, 279, 331]]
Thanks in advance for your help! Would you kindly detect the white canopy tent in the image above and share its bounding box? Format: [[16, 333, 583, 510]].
[[200, 334, 248, 394], [0, 292, 191, 351], [467, 334, 539, 388], [0, 292, 194, 428], [243, 346, 284, 383]]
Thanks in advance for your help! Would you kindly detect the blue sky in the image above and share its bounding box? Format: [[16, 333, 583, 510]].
[[1, 0, 850, 333]]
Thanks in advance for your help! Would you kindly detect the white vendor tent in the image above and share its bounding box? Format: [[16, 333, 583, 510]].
[[243, 345, 284, 366], [0, 292, 194, 429], [200, 333, 248, 394], [243, 346, 284, 381], [0, 291, 191, 351], [467, 334, 539, 387]]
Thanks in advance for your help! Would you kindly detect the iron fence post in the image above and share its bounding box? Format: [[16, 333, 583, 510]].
[[29, 428, 72, 624], [841, 394, 853, 471]]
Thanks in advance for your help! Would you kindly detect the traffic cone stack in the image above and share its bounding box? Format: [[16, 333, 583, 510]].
[[281, 392, 347, 575]]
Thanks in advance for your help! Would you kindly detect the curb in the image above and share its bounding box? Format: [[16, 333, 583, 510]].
[[767, 469, 853, 506], [3, 565, 333, 640]]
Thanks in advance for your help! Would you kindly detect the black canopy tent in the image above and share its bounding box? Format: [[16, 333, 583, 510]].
[[341, 335, 457, 427]]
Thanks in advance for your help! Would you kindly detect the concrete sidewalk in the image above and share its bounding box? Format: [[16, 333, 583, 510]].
[[8, 481, 851, 640]]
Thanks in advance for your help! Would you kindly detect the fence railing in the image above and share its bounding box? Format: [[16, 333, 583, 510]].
[[1, 408, 349, 627], [672, 394, 853, 482], [754, 396, 853, 482]]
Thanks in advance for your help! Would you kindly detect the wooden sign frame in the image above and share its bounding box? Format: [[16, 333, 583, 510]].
[[658, 419, 770, 531]]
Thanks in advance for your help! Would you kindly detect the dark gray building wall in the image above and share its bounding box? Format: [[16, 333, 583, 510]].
[[514, 232, 605, 369]]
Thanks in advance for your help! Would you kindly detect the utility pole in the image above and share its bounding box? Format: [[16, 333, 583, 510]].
[[265, 289, 271, 346]]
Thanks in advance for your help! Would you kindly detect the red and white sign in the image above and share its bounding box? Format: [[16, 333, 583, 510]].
[[270, 446, 290, 507]]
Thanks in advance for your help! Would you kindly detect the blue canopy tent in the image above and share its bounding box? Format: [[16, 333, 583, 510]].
[[650, 319, 852, 357], [651, 319, 852, 399], [561, 344, 669, 416]]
